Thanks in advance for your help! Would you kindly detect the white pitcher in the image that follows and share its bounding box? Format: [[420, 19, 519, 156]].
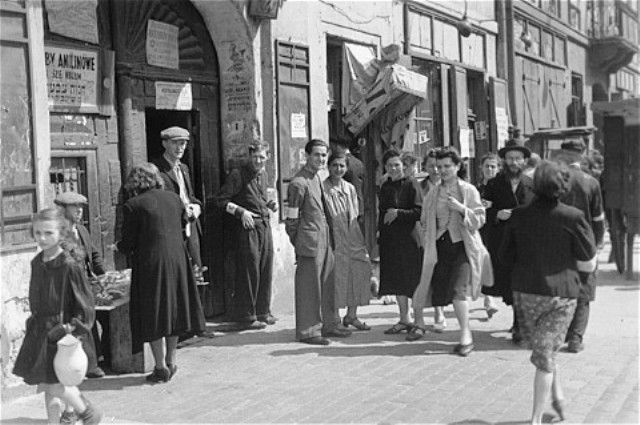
[[53, 334, 88, 386]]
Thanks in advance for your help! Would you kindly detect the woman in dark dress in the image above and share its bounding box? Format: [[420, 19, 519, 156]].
[[499, 161, 596, 423], [116, 163, 205, 383], [378, 149, 422, 335]]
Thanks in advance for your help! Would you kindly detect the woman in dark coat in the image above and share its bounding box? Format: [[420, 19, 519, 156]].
[[116, 163, 205, 383], [378, 149, 422, 334], [499, 161, 596, 424]]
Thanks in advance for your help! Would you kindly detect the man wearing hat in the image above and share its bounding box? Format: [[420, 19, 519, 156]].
[[152, 126, 203, 271], [481, 135, 535, 344], [555, 139, 605, 353], [54, 192, 106, 379]]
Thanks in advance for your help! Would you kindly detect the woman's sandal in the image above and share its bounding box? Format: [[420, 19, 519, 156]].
[[384, 321, 412, 334], [551, 399, 565, 421], [343, 316, 371, 331], [405, 325, 426, 341]]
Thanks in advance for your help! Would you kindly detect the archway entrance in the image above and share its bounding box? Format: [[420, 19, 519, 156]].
[[112, 0, 224, 316]]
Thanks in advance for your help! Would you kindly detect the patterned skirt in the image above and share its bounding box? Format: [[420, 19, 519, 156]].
[[514, 291, 577, 373]]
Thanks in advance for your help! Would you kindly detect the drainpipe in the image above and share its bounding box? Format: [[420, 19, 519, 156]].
[[504, 0, 517, 127]]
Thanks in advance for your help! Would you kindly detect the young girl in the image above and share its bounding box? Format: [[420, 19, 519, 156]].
[[13, 208, 102, 424]]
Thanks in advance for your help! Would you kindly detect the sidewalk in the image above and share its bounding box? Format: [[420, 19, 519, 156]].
[[1, 249, 638, 424]]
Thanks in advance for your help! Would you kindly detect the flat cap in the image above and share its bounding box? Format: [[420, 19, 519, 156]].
[[160, 126, 190, 140], [54, 192, 88, 206], [561, 139, 586, 153]]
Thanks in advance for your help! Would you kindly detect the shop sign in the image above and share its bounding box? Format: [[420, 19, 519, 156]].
[[146, 20, 179, 69], [45, 45, 99, 113], [155, 82, 192, 110], [495, 107, 509, 149]]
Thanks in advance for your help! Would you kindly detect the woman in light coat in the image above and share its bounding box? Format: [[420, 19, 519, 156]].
[[411, 147, 493, 355]]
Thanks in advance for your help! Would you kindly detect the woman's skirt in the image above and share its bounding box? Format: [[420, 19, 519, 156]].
[[430, 232, 471, 306], [514, 291, 577, 373]]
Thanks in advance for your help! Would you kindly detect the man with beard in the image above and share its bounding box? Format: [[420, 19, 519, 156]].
[[482, 137, 535, 344], [215, 139, 278, 330], [555, 139, 605, 353], [152, 127, 204, 276]]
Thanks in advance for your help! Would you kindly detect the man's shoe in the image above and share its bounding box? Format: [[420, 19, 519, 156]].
[[453, 342, 474, 357], [567, 341, 584, 353], [300, 336, 330, 345], [236, 320, 267, 330], [258, 314, 278, 325], [86, 367, 105, 379], [321, 328, 352, 338], [60, 410, 78, 425]]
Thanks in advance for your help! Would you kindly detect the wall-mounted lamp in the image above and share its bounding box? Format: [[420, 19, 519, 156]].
[[520, 21, 533, 48], [458, 0, 472, 38]]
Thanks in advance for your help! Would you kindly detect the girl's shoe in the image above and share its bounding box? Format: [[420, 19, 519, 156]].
[[405, 325, 426, 341], [343, 316, 371, 331], [384, 321, 412, 334], [146, 367, 171, 383], [78, 398, 103, 425], [551, 399, 566, 421], [59, 410, 78, 425]]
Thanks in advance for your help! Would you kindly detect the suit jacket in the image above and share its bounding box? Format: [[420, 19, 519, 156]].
[[285, 165, 333, 257], [76, 224, 106, 277], [499, 198, 596, 299], [152, 156, 202, 236]]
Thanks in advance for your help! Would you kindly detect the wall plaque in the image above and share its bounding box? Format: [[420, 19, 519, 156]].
[[45, 45, 99, 113], [146, 20, 179, 69]]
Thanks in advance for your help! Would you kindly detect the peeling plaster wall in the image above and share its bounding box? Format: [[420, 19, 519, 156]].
[[1, 251, 35, 387]]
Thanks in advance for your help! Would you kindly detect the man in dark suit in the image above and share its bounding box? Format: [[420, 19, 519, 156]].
[[482, 136, 535, 344], [152, 126, 203, 270], [55, 192, 106, 380], [285, 139, 351, 345], [556, 139, 605, 353]]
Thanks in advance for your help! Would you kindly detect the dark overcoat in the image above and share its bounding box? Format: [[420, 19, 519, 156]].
[[481, 172, 535, 304], [117, 189, 205, 353]]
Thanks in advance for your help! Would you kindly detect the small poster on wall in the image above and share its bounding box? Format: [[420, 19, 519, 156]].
[[155, 82, 192, 110], [495, 107, 509, 149], [146, 20, 179, 69], [45, 0, 99, 44], [291, 113, 307, 138], [44, 45, 99, 113]]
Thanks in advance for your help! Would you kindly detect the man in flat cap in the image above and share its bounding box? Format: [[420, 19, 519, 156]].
[[215, 139, 278, 330], [555, 138, 604, 353], [152, 126, 204, 274], [482, 134, 535, 344], [54, 192, 106, 379]]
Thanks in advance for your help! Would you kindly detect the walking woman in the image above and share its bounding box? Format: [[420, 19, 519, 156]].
[[378, 149, 423, 335], [476, 152, 500, 319], [323, 152, 372, 330], [411, 147, 493, 353], [499, 161, 596, 423], [115, 163, 205, 383]]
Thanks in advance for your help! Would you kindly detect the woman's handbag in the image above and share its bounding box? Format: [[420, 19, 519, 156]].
[[53, 281, 88, 386]]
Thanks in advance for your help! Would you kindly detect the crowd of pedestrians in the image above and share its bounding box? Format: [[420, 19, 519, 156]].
[[14, 125, 603, 425]]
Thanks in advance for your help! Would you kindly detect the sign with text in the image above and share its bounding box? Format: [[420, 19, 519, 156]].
[[146, 20, 179, 69], [155, 82, 192, 110], [45, 0, 99, 44], [45, 45, 99, 113]]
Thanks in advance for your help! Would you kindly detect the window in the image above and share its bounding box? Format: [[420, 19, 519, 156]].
[[541, 30, 554, 61], [408, 10, 432, 56], [432, 18, 460, 62], [541, 0, 561, 18], [568, 73, 585, 126], [616, 70, 636, 92], [569, 0, 581, 30], [461, 32, 485, 69], [528, 24, 541, 56], [410, 59, 443, 158], [554, 35, 566, 65], [1, 4, 37, 247]]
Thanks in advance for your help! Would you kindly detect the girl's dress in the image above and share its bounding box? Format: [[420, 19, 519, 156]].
[[377, 177, 422, 298], [13, 251, 94, 385], [323, 178, 371, 308]]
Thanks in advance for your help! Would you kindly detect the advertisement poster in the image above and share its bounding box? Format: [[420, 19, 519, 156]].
[[155, 82, 193, 110], [45, 45, 99, 113], [495, 107, 509, 149], [291, 113, 306, 138], [146, 20, 179, 69], [44, 0, 99, 44]]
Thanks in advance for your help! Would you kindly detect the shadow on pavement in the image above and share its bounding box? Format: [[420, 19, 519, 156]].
[[0, 419, 47, 425], [448, 419, 536, 425], [595, 269, 640, 287], [78, 375, 145, 392]]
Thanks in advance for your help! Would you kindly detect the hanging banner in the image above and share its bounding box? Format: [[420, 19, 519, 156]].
[[155, 82, 193, 110], [45, 0, 99, 44], [45, 45, 99, 113], [146, 20, 179, 69]]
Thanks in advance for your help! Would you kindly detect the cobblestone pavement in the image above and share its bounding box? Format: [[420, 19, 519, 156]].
[[2, 247, 638, 424]]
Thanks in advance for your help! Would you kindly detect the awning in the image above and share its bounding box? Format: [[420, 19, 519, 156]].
[[343, 64, 428, 135]]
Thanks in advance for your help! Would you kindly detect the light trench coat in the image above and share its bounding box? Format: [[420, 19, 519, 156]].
[[412, 178, 494, 308]]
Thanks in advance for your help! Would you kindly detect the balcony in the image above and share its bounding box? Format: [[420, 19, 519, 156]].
[[587, 2, 639, 74]]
